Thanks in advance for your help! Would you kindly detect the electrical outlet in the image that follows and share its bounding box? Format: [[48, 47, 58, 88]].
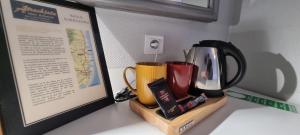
[[144, 35, 164, 54]]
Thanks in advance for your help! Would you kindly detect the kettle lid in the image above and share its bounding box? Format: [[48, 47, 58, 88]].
[[193, 40, 229, 47]]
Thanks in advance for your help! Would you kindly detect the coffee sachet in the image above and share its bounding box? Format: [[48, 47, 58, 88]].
[[148, 78, 181, 119]]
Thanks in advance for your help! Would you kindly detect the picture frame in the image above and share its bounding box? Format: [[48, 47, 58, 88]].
[[75, 0, 219, 22], [0, 0, 114, 135]]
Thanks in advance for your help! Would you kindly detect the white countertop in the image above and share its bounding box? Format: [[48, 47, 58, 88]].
[[45, 87, 300, 135], [211, 107, 300, 135]]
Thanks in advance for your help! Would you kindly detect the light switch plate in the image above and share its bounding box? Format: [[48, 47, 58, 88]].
[[144, 35, 164, 54]]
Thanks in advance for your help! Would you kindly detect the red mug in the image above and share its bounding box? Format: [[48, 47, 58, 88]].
[[167, 62, 194, 99]]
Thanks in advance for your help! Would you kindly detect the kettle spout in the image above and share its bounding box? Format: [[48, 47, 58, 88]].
[[183, 49, 189, 60], [184, 48, 195, 64]]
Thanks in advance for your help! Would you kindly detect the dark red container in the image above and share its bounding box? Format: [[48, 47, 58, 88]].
[[167, 62, 194, 99]]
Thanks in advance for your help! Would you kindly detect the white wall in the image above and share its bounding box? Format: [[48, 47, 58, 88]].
[[95, 0, 241, 93], [230, 0, 300, 104]]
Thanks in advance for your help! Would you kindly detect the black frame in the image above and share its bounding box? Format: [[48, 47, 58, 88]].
[[0, 0, 114, 135]]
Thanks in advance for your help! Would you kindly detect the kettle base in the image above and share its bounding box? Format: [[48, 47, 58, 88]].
[[189, 88, 224, 98]]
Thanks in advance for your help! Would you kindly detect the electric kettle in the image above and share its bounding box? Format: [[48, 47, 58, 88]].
[[184, 40, 246, 97]]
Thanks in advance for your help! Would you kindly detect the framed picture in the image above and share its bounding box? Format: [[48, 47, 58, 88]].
[[0, 0, 114, 135], [75, 0, 219, 22]]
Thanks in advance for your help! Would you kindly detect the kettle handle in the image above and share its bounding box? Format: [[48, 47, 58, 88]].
[[223, 42, 247, 89]]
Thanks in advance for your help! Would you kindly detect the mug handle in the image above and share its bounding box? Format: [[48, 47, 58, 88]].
[[123, 67, 137, 94], [223, 42, 247, 89]]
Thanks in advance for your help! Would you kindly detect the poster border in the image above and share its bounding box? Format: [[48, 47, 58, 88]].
[[0, 0, 115, 135]]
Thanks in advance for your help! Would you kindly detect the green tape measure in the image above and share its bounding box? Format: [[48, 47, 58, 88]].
[[226, 90, 298, 113]]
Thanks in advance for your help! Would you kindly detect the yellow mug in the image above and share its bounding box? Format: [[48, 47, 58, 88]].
[[123, 62, 167, 105]]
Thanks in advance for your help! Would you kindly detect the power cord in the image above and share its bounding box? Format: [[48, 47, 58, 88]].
[[114, 80, 136, 102], [114, 87, 136, 102]]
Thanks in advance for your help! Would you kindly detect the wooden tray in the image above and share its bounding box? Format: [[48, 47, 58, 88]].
[[129, 96, 228, 135], [0, 119, 3, 135]]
